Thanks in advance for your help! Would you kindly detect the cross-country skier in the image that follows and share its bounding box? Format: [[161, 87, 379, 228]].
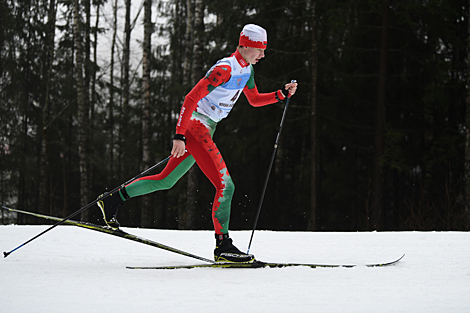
[[97, 24, 298, 263]]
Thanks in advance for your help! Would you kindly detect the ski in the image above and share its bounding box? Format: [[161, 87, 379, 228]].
[[126, 254, 405, 270], [2, 206, 405, 269], [1, 206, 214, 264], [126, 261, 349, 269]]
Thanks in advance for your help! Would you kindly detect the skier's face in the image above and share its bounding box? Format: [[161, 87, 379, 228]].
[[242, 47, 265, 64]]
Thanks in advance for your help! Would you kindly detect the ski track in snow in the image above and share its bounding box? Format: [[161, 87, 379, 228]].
[[1, 226, 469, 313]]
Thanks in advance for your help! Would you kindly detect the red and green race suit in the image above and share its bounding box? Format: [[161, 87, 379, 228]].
[[120, 49, 285, 235]]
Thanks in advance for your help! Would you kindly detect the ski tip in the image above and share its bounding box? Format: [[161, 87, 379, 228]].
[[393, 254, 405, 262], [366, 254, 405, 267]]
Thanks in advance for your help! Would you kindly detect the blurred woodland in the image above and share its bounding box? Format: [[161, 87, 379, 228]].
[[1, 0, 470, 231]]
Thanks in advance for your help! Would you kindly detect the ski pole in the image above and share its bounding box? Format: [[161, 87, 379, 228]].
[[3, 155, 171, 258], [247, 80, 297, 254]]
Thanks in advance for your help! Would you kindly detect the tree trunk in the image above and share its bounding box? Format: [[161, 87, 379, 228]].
[[123, 0, 131, 111], [73, 0, 89, 217], [91, 3, 100, 138], [108, 0, 118, 183], [307, 0, 318, 231], [81, 0, 91, 221], [141, 0, 153, 227], [178, 0, 192, 229], [370, 0, 389, 230], [182, 0, 192, 89], [39, 0, 56, 216], [465, 0, 470, 230], [86, 0, 100, 208], [191, 0, 204, 83], [119, 0, 131, 179], [183, 0, 204, 230]]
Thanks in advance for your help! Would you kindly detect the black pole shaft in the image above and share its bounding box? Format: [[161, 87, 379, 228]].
[[247, 82, 295, 254], [3, 155, 171, 258]]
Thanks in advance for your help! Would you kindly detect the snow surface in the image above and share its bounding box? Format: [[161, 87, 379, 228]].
[[1, 226, 469, 313]]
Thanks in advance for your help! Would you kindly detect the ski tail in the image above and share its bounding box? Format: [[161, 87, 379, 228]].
[[1, 206, 215, 264]]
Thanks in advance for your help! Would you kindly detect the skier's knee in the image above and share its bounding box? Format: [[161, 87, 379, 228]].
[[223, 176, 235, 195]]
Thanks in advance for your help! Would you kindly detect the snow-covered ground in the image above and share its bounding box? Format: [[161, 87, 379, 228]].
[[1, 225, 469, 313]]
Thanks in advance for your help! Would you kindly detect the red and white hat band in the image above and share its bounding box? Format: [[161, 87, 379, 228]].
[[239, 24, 267, 49]]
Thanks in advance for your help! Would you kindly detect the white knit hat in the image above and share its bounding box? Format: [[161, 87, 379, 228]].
[[239, 24, 267, 49]]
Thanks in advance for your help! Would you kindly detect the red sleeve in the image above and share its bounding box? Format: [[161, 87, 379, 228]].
[[243, 84, 285, 107], [176, 65, 231, 135]]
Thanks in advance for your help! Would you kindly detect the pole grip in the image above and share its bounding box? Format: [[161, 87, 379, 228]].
[[287, 80, 297, 98]]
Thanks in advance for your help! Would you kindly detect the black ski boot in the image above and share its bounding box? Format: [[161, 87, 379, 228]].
[[214, 234, 255, 263], [97, 192, 123, 230]]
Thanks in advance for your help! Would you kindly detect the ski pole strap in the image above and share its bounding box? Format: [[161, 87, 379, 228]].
[[173, 134, 187, 143], [275, 90, 285, 101]]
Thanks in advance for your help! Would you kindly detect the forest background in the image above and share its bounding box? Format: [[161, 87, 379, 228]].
[[2, 0, 470, 231]]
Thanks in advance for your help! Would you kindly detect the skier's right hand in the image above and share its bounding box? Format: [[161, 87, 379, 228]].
[[172, 140, 186, 158]]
